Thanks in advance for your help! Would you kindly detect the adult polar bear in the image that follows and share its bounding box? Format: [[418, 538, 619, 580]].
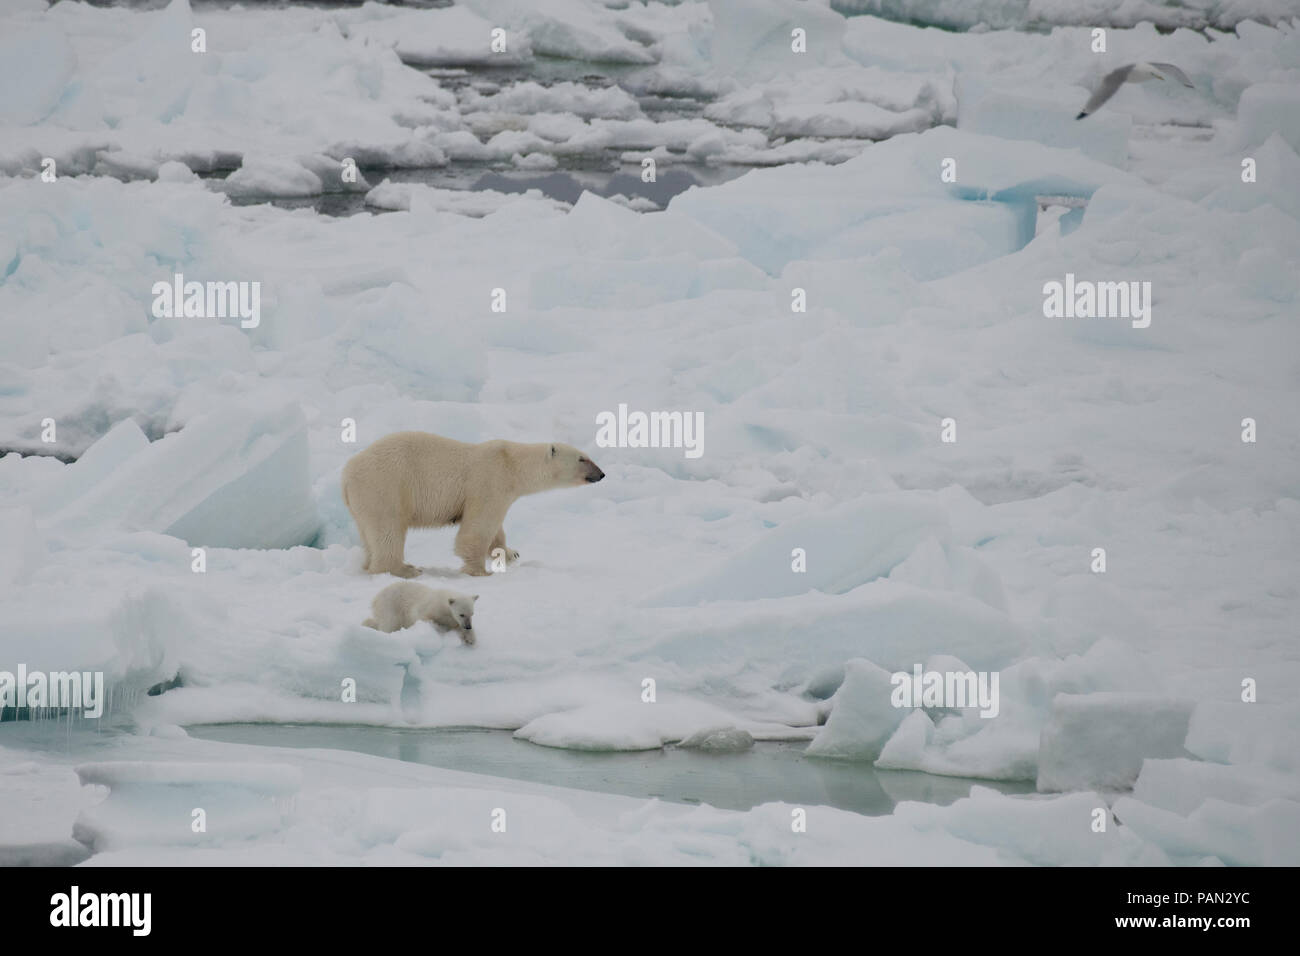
[[342, 432, 605, 577]]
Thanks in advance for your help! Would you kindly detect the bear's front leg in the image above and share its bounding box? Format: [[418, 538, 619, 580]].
[[490, 527, 520, 566], [455, 505, 507, 576]]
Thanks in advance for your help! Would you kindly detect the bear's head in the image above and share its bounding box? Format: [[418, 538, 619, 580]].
[[446, 593, 478, 631], [548, 443, 605, 487]]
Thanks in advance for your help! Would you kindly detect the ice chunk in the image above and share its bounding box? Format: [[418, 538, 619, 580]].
[[297, 153, 371, 193], [946, 545, 1008, 611], [462, 0, 655, 64], [875, 709, 935, 769], [604, 193, 661, 212], [807, 658, 907, 760], [512, 151, 559, 170], [514, 698, 753, 751], [463, 80, 641, 120], [1185, 700, 1300, 773], [88, 0, 203, 127], [155, 160, 199, 184], [1205, 131, 1300, 222], [1235, 82, 1300, 153], [894, 785, 1161, 866], [678, 727, 755, 752], [46, 404, 320, 550], [325, 139, 447, 169], [348, 5, 533, 67], [0, 22, 76, 126], [773, 101, 932, 140], [32, 418, 150, 516], [223, 156, 324, 199], [834, 0, 1281, 31], [1133, 758, 1300, 815], [1111, 794, 1300, 866], [1037, 693, 1194, 792]]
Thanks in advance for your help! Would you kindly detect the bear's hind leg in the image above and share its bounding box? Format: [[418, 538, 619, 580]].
[[356, 522, 374, 572], [345, 482, 375, 571]]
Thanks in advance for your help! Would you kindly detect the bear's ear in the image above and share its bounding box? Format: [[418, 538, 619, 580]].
[[472, 594, 479, 602], [550, 444, 556, 457]]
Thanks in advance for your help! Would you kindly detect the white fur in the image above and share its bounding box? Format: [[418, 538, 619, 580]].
[[362, 582, 480, 644], [342, 431, 604, 577]]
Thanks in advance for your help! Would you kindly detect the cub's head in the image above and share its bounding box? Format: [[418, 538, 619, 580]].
[[548, 443, 604, 487], [447, 593, 478, 631]]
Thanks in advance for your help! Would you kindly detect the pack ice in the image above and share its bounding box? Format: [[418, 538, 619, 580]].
[[0, 0, 1298, 867]]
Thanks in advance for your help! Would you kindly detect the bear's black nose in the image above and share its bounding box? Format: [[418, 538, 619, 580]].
[[588, 469, 605, 482]]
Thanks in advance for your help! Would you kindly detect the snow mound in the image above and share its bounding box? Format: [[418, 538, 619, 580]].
[[223, 156, 324, 199], [957, 76, 1131, 167], [773, 101, 932, 140], [650, 493, 951, 605], [670, 125, 1135, 273], [155, 160, 199, 184], [894, 785, 1163, 866], [649, 582, 1029, 677], [365, 180, 568, 217], [707, 0, 849, 80], [0, 509, 45, 588], [1204, 133, 1300, 222], [73, 761, 300, 851]]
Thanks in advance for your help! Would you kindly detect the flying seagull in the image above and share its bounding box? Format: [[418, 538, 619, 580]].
[[1076, 62, 1195, 119]]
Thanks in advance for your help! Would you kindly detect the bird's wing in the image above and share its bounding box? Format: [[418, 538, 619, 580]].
[[1079, 65, 1133, 117], [1149, 62, 1195, 88]]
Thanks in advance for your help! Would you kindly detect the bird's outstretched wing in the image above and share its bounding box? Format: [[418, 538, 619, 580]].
[[1149, 62, 1195, 88], [1077, 65, 1133, 119]]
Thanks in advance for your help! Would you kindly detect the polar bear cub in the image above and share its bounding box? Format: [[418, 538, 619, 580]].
[[363, 582, 479, 645]]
